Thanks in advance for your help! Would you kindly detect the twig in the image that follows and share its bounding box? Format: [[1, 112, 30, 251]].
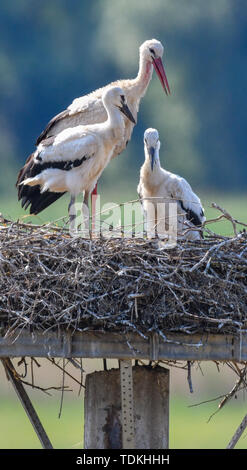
[[47, 358, 85, 389], [212, 203, 247, 233], [188, 385, 247, 409], [226, 414, 247, 449], [187, 361, 193, 393], [58, 359, 66, 419], [189, 234, 243, 273]]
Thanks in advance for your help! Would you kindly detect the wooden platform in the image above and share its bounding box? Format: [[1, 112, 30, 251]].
[[0, 329, 246, 361]]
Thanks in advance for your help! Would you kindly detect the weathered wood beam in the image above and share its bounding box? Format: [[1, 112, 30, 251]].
[[1, 358, 53, 449], [0, 330, 246, 362], [84, 365, 169, 449]]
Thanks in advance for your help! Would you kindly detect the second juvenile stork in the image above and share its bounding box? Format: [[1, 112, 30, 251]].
[[17, 87, 135, 226], [138, 128, 205, 240]]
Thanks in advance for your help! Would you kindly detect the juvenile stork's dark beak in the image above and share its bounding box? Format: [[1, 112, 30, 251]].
[[148, 146, 155, 171], [152, 57, 170, 96], [119, 96, 136, 124]]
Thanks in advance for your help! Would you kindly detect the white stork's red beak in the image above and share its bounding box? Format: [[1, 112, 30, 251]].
[[152, 57, 170, 95]]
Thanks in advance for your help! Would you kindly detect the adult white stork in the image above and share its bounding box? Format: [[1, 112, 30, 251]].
[[17, 87, 135, 226], [35, 39, 170, 205], [138, 128, 205, 240]]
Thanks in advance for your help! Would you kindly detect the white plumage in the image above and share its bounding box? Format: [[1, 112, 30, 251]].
[[36, 39, 170, 162], [17, 87, 135, 219], [138, 128, 205, 240], [18, 39, 170, 217]]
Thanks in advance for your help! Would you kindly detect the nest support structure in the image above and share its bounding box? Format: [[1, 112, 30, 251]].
[[0, 212, 247, 449]]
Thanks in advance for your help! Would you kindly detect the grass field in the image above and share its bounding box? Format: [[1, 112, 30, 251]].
[[1, 190, 246, 237], [0, 359, 246, 449], [0, 394, 246, 449]]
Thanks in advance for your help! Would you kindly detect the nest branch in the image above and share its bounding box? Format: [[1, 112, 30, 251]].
[[0, 207, 246, 338]]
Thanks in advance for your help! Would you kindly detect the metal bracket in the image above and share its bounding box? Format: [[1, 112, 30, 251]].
[[120, 359, 135, 449], [2, 358, 53, 449], [150, 332, 160, 361]]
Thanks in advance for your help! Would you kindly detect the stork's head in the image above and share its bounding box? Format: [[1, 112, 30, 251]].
[[102, 87, 136, 124], [140, 39, 170, 95], [144, 128, 160, 171]]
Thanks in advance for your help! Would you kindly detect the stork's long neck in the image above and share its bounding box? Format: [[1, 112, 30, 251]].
[[142, 146, 162, 184], [105, 105, 125, 141], [134, 55, 153, 97]]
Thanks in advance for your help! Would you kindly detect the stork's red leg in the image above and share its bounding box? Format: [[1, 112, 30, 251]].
[[91, 182, 98, 234]]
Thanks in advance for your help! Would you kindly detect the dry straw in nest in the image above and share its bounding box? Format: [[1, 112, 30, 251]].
[[0, 203, 246, 339]]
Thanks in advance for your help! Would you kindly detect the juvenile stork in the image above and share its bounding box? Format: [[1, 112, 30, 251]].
[[35, 39, 170, 203], [138, 128, 205, 240], [17, 87, 135, 225]]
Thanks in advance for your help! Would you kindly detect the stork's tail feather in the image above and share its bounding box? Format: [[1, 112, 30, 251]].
[[16, 152, 66, 215], [18, 184, 66, 215]]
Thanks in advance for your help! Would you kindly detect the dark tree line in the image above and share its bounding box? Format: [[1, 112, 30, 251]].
[[0, 0, 246, 198]]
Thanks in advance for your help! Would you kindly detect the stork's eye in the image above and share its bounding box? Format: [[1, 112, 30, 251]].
[[149, 48, 155, 56], [120, 94, 125, 103]]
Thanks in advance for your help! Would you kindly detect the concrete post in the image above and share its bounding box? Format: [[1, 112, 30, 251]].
[[84, 365, 169, 449]]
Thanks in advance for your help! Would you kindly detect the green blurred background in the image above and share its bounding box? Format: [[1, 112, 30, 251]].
[[0, 0, 246, 449], [1, 359, 247, 449]]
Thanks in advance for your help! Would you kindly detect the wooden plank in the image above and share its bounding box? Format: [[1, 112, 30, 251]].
[[0, 329, 246, 361]]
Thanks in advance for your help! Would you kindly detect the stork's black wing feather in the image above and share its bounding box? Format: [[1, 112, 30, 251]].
[[36, 109, 70, 146], [16, 153, 66, 215], [179, 200, 202, 227], [29, 189, 66, 215]]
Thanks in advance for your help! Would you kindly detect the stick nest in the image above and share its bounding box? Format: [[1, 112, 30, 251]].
[[0, 210, 246, 339]]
